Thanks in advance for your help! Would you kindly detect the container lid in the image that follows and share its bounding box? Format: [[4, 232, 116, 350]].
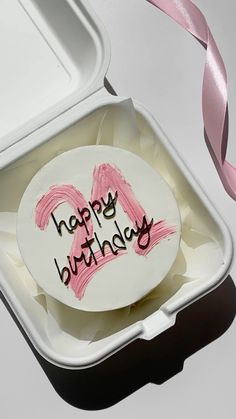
[[0, 0, 110, 153]]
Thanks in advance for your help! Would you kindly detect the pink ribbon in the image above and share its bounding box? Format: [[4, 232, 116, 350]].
[[148, 0, 236, 200]]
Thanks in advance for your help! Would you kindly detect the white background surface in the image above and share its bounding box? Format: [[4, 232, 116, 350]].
[[1, 0, 236, 418]]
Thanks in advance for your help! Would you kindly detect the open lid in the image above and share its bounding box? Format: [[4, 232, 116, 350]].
[[0, 0, 110, 152]]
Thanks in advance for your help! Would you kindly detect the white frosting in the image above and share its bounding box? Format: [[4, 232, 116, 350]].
[[17, 146, 181, 311]]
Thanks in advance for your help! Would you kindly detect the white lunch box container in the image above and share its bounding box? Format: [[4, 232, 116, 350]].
[[0, 0, 233, 369]]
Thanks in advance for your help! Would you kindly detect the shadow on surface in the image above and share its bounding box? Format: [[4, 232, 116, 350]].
[[1, 275, 236, 410]]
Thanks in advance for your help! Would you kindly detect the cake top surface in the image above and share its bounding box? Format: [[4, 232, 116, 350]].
[[17, 145, 181, 311]]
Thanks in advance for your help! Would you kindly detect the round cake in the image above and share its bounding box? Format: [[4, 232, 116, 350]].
[[17, 145, 181, 311]]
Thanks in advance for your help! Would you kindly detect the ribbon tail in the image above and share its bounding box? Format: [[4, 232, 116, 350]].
[[148, 0, 236, 200]]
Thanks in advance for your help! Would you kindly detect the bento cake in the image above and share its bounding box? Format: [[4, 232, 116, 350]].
[[17, 146, 181, 311]]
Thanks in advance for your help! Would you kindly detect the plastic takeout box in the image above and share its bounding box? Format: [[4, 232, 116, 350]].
[[0, 0, 233, 369]]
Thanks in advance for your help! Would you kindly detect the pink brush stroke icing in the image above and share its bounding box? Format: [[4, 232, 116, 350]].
[[91, 163, 176, 256], [35, 163, 176, 300], [35, 184, 122, 299]]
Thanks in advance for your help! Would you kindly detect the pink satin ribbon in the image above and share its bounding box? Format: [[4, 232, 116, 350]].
[[148, 0, 236, 200]]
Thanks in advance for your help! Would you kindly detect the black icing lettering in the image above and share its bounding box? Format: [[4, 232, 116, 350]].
[[51, 188, 156, 289], [112, 221, 127, 250], [94, 232, 119, 256], [67, 240, 97, 277], [67, 251, 94, 274], [51, 212, 74, 236], [102, 191, 118, 219], [69, 215, 79, 231], [137, 216, 153, 250], [81, 238, 97, 265], [54, 258, 71, 286], [89, 200, 102, 227], [124, 225, 139, 242], [77, 207, 91, 235]]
